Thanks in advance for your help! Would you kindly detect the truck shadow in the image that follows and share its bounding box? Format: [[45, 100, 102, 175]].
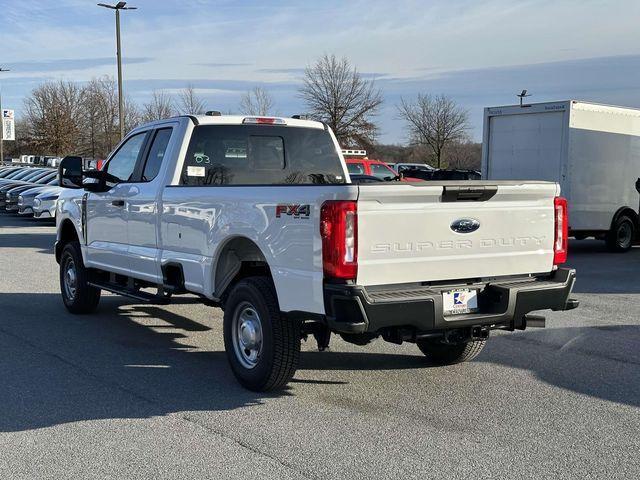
[[0, 293, 280, 433], [1, 291, 638, 434], [302, 325, 640, 408], [0, 232, 54, 253], [480, 325, 640, 407], [0, 213, 55, 228]]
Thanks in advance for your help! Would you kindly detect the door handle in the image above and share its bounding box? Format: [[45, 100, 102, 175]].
[[112, 199, 125, 207]]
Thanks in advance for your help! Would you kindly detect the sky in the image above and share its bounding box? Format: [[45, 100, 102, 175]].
[[1, 0, 639, 144]]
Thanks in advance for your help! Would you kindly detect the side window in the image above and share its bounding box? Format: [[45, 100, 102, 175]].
[[105, 132, 146, 185], [370, 163, 396, 179], [141, 128, 173, 182], [347, 162, 365, 175]]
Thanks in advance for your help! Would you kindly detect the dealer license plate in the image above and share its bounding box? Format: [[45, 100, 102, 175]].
[[442, 289, 479, 315]]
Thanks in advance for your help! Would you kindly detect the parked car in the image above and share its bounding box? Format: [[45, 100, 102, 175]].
[[0, 168, 45, 186], [18, 183, 63, 215], [0, 168, 50, 193], [0, 166, 22, 178], [6, 175, 59, 212], [0, 170, 56, 209], [345, 157, 399, 180], [348, 174, 384, 183], [342, 151, 421, 182], [54, 114, 577, 392], [33, 190, 60, 219], [399, 168, 481, 181], [432, 169, 481, 180], [396, 162, 435, 175]]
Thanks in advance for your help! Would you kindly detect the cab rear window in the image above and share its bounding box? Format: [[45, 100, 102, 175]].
[[180, 125, 345, 185]]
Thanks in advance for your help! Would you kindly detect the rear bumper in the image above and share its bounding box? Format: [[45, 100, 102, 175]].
[[323, 268, 577, 334]]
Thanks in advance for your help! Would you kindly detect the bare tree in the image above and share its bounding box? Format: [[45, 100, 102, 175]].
[[23, 80, 85, 156], [80, 76, 119, 158], [178, 84, 206, 115], [443, 141, 481, 170], [16, 77, 142, 159], [123, 97, 141, 135], [299, 54, 383, 146], [76, 76, 142, 159], [141, 90, 175, 123], [397, 94, 469, 168], [239, 86, 274, 116]]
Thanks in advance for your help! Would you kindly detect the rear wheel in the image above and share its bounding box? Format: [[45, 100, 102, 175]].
[[223, 277, 300, 391], [416, 338, 486, 365], [59, 241, 101, 314], [606, 215, 635, 252]]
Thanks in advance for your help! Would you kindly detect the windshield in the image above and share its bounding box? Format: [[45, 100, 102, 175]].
[[5, 169, 35, 180], [35, 172, 57, 184], [370, 163, 397, 179], [0, 168, 19, 178]]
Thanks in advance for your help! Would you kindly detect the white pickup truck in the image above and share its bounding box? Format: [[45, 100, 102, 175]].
[[55, 114, 578, 391]]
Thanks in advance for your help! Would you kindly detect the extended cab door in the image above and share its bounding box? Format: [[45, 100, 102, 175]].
[[126, 125, 175, 282], [85, 131, 149, 274]]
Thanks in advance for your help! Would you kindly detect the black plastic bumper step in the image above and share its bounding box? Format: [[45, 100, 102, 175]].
[[87, 281, 171, 305]]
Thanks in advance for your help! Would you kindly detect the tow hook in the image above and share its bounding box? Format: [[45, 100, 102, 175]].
[[565, 298, 580, 310], [524, 314, 546, 328], [443, 326, 490, 344], [470, 325, 490, 340]]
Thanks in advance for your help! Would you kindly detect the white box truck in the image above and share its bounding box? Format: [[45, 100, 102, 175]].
[[482, 100, 640, 252]]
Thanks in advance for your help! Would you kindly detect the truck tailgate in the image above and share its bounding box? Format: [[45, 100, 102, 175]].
[[356, 181, 559, 286]]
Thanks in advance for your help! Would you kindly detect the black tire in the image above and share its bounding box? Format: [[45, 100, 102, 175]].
[[416, 338, 486, 365], [605, 215, 635, 252], [59, 241, 101, 314], [223, 277, 300, 391]]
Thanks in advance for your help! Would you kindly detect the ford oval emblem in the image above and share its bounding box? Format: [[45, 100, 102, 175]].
[[451, 218, 480, 234]]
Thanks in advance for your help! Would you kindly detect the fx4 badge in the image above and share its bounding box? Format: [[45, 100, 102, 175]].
[[276, 204, 311, 219]]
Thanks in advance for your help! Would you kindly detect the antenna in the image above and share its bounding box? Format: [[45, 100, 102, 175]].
[[517, 89, 531, 107]]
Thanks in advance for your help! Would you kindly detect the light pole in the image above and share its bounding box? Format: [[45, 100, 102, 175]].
[[0, 67, 10, 164], [98, 2, 137, 141]]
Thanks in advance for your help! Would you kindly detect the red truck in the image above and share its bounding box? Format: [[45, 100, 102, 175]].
[[342, 150, 419, 181]]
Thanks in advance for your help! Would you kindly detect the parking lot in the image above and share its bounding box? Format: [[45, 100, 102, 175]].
[[0, 213, 638, 479]]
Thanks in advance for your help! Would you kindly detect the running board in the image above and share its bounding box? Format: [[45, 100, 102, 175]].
[[87, 281, 171, 305]]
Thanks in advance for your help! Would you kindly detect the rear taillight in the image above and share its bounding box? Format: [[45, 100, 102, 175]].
[[554, 196, 568, 265], [320, 200, 358, 281]]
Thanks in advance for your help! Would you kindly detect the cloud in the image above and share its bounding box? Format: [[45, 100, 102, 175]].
[[195, 63, 253, 68], [256, 67, 386, 78], [4, 1, 640, 143], [257, 68, 306, 75], [5, 57, 152, 73], [374, 54, 640, 142], [123, 78, 300, 94]]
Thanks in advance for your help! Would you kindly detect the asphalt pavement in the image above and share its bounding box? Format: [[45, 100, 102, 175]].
[[0, 214, 638, 479]]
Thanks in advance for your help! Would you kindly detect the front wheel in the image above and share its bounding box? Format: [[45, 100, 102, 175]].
[[59, 241, 101, 314], [223, 277, 300, 391], [416, 338, 486, 365], [606, 215, 635, 252]]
